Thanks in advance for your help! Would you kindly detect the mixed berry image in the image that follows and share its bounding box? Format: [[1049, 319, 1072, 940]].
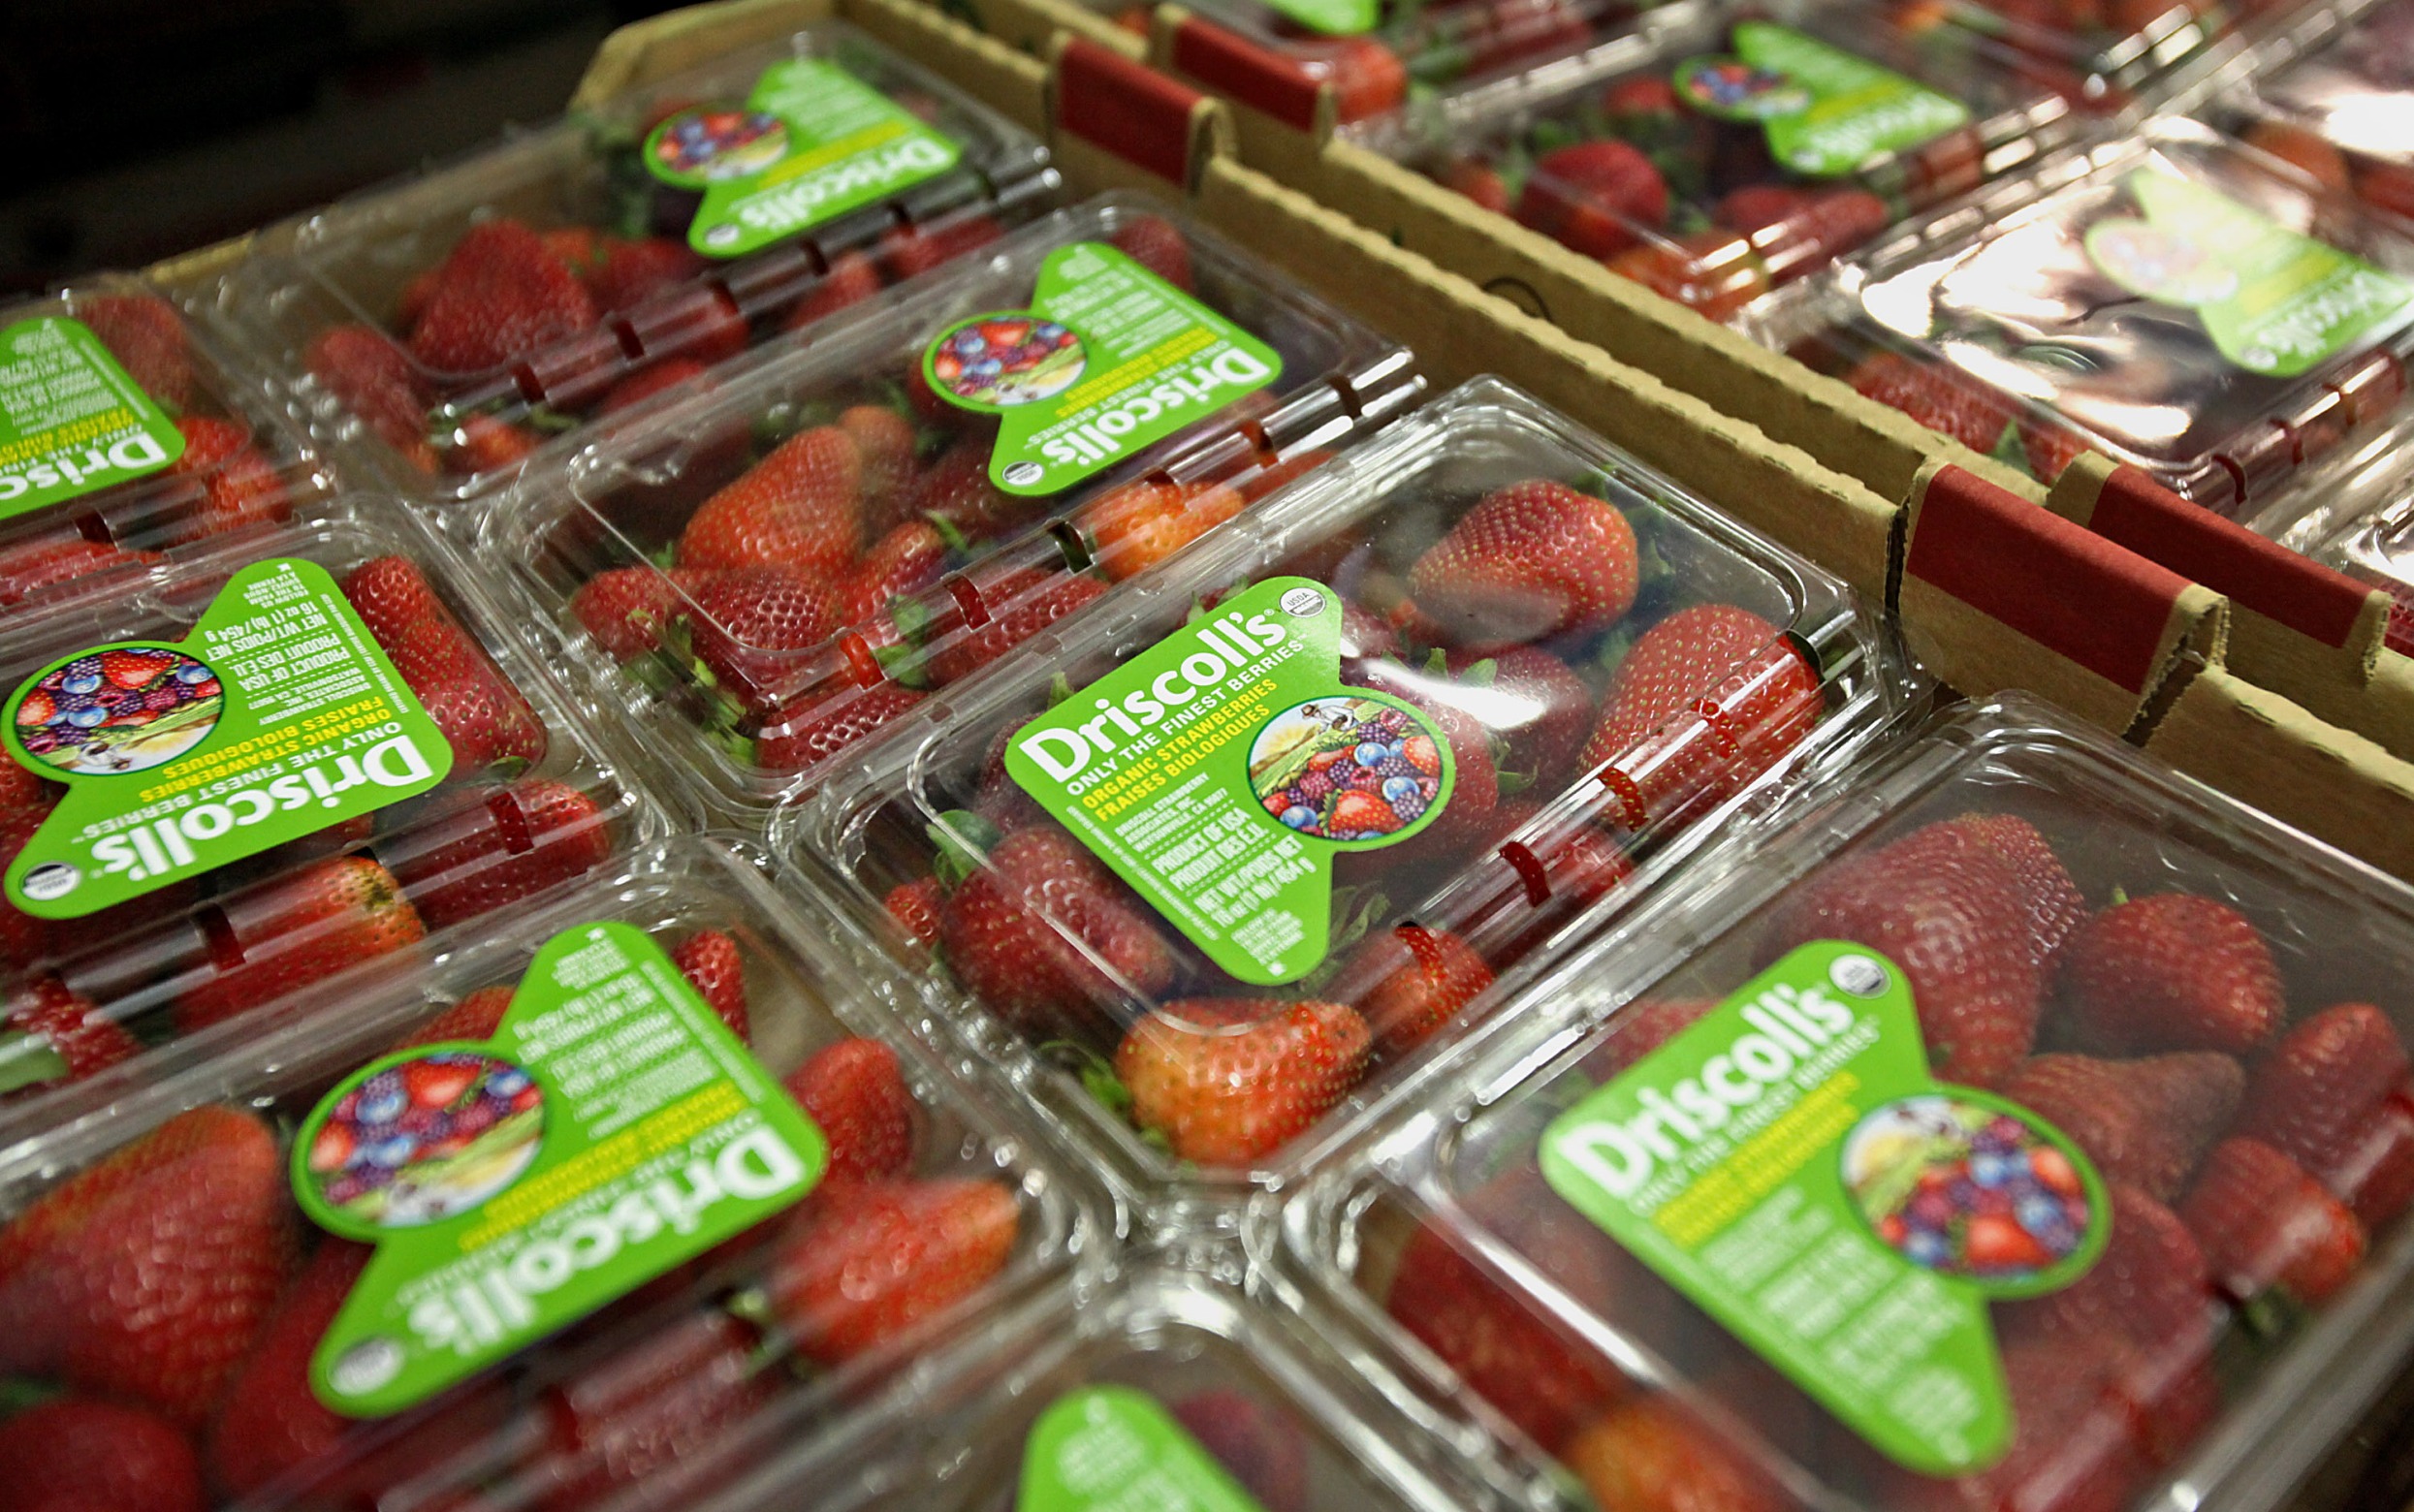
[[1250, 699, 1443, 840], [1849, 1097, 2096, 1280], [15, 648, 223, 775], [307, 1051, 546, 1225], [931, 318, 1084, 406]]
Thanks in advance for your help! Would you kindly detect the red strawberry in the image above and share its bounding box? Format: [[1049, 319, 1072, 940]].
[[1115, 997, 1371, 1166], [841, 404, 921, 519], [397, 983, 515, 1051], [0, 538, 158, 606], [753, 681, 924, 775], [542, 226, 607, 277], [780, 251, 884, 332], [1170, 1396, 1310, 1512], [2057, 894, 2285, 1055], [1108, 214, 1194, 291], [2180, 1137, 2366, 1305], [884, 878, 943, 947], [1445, 644, 1596, 790], [78, 292, 192, 410], [1085, 477, 1246, 582], [2328, 1086, 2414, 1230], [878, 215, 1005, 283], [679, 425, 864, 576], [782, 1037, 914, 1187], [589, 236, 707, 313], [1715, 183, 1813, 237], [2237, 1003, 2411, 1195], [385, 779, 613, 931], [0, 1106, 292, 1424], [769, 1178, 1019, 1363], [1899, 1334, 2152, 1512], [1327, 37, 1408, 121], [1, 977, 137, 1095], [572, 564, 715, 661], [1761, 819, 2041, 1084], [305, 325, 436, 471], [672, 928, 748, 1041], [341, 555, 446, 648], [1935, 813, 2086, 966], [409, 219, 600, 373], [2001, 1052, 2242, 1201], [1404, 480, 1639, 650], [925, 570, 1109, 684], [0, 804, 58, 968], [1845, 352, 2015, 453], [938, 825, 1178, 1032], [842, 520, 949, 624], [443, 413, 543, 474], [1343, 923, 1494, 1055], [597, 356, 712, 416], [1439, 157, 1512, 214], [2242, 121, 2352, 194], [1579, 604, 1823, 824], [1563, 1396, 1789, 1512], [1758, 187, 1890, 281], [0, 1396, 205, 1512], [1515, 142, 1669, 259], [532, 1309, 768, 1512], [1605, 231, 1771, 321], [2356, 160, 2414, 222], [683, 567, 846, 709], [412, 657, 549, 772], [175, 859, 427, 1030], [903, 438, 1015, 536], [170, 416, 287, 537]]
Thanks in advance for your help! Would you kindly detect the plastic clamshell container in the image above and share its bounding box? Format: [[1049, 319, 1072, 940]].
[[778, 374, 1902, 1205], [0, 834, 1097, 1512], [0, 494, 661, 1139], [207, 21, 1058, 506], [2320, 477, 2414, 657], [2235, 0, 2414, 223], [1363, 1, 2084, 328], [719, 1263, 1537, 1512], [1288, 695, 2414, 1512], [1807, 118, 2414, 521], [487, 192, 1419, 828], [1896, 0, 2293, 100], [0, 277, 330, 615]]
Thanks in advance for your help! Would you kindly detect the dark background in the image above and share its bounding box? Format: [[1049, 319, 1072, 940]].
[[0, 0, 688, 293]]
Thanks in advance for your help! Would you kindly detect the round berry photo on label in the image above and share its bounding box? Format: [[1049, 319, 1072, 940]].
[[304, 1051, 546, 1229], [647, 106, 789, 184], [1843, 1093, 2104, 1293], [928, 315, 1086, 407], [1248, 694, 1449, 843], [11, 646, 224, 775]]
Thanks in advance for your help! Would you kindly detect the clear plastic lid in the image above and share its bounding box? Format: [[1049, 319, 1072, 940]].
[[1798, 118, 2414, 515], [0, 496, 659, 1133], [1367, 2, 2084, 326], [0, 835, 1095, 1512], [778, 375, 1902, 1195], [488, 193, 1418, 824], [1878, 0, 2289, 99], [1293, 696, 2414, 1512], [0, 277, 330, 614], [2237, 0, 2414, 218], [2320, 475, 2414, 657], [206, 22, 1058, 505]]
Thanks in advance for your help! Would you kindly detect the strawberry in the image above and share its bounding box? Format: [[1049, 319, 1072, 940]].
[[2242, 121, 2352, 194], [2356, 161, 2414, 222], [1085, 477, 1245, 582], [1715, 184, 1813, 237], [589, 236, 707, 313], [683, 567, 846, 708], [1758, 187, 1890, 281], [0, 1396, 205, 1512], [409, 219, 601, 373], [1445, 645, 1596, 789], [1404, 480, 1638, 650], [1108, 214, 1194, 291], [1562, 1396, 1788, 1512], [305, 325, 436, 470], [1760, 818, 2040, 1085], [1579, 604, 1823, 824], [938, 825, 1178, 1032], [753, 681, 924, 774], [597, 357, 711, 416], [1516, 142, 1669, 260], [678, 425, 864, 576], [2237, 1003, 2411, 1196], [2180, 1137, 2366, 1305], [884, 878, 943, 947], [532, 1309, 768, 1512], [78, 292, 191, 410], [1898, 1334, 2151, 1512], [1115, 997, 1371, 1166], [2328, 1087, 2414, 1230], [672, 928, 748, 1041], [1326, 37, 1408, 121], [779, 252, 884, 332], [925, 570, 1109, 684], [769, 1178, 1019, 1363], [0, 804, 58, 968], [1845, 352, 2015, 453], [1605, 231, 1770, 321], [385, 779, 613, 931], [781, 1037, 914, 1186], [841, 404, 921, 517], [904, 438, 1015, 536], [175, 858, 426, 1031], [1170, 1392, 1310, 1512], [0, 1106, 291, 1424], [842, 520, 949, 624], [169, 416, 287, 537], [879, 215, 1006, 283], [1936, 813, 2086, 966], [443, 413, 543, 474], [1343, 923, 1494, 1055], [2057, 894, 2285, 1055], [0, 977, 137, 1095], [2001, 1052, 2242, 1201], [397, 983, 515, 1050], [1439, 157, 1512, 213], [0, 538, 158, 606], [542, 227, 608, 278], [342, 555, 446, 647], [412, 655, 549, 772], [572, 564, 714, 661]]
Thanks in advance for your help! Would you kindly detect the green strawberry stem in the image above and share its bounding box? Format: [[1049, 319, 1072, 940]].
[[0, 1378, 64, 1418], [928, 810, 1002, 890], [0, 1034, 72, 1097]]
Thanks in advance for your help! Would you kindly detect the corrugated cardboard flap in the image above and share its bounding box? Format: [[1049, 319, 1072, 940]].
[[1156, 2, 1329, 135]]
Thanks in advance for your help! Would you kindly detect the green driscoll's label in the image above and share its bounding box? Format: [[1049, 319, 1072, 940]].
[[646, 57, 964, 259], [1003, 578, 1451, 986], [1, 559, 453, 920], [0, 318, 185, 521], [1020, 1387, 1269, 1512], [924, 243, 1284, 497], [293, 922, 828, 1416], [1258, 0, 1378, 34], [1674, 24, 1971, 179], [1539, 942, 2110, 1475], [2083, 171, 2414, 377]]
